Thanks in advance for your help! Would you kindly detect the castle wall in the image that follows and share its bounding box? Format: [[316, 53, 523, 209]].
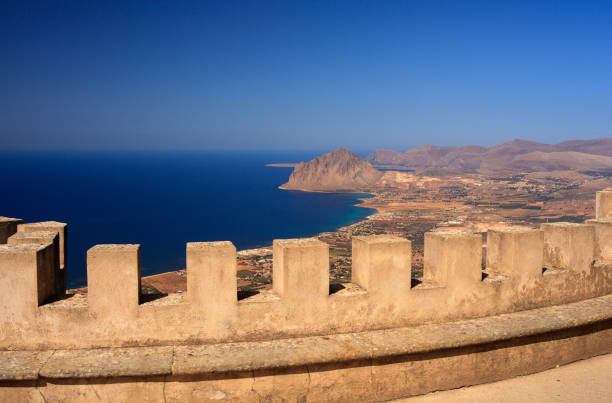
[[18, 221, 67, 295], [8, 231, 61, 295], [0, 191, 611, 401], [0, 217, 22, 244], [0, 191, 609, 351], [596, 188, 612, 219], [0, 227, 610, 349], [1, 296, 610, 402]]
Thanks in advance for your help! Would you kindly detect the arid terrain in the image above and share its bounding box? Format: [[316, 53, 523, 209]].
[[134, 139, 612, 296]]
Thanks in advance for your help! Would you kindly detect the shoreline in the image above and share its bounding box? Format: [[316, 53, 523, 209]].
[[82, 165, 609, 294], [70, 189, 380, 294], [265, 163, 300, 168]]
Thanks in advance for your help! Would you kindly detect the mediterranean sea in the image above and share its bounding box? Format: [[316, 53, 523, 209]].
[[0, 151, 375, 288]]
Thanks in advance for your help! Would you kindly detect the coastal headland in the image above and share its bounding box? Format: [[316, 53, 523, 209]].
[[123, 138, 612, 295]]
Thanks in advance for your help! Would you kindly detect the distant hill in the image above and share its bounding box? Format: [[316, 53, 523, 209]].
[[280, 148, 383, 191], [508, 151, 612, 172], [366, 138, 612, 173]]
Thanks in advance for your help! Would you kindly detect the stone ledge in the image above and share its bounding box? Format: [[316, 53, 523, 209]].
[[1, 295, 610, 381], [39, 346, 173, 379], [0, 351, 53, 380]]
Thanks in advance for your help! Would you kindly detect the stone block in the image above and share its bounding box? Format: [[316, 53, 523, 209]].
[[8, 231, 61, 295], [486, 227, 543, 279], [423, 230, 482, 287], [87, 244, 141, 317], [352, 235, 411, 297], [0, 243, 55, 319], [0, 217, 22, 244], [186, 241, 237, 311], [273, 238, 329, 300], [39, 346, 173, 378], [0, 350, 53, 380], [585, 219, 612, 261], [19, 221, 67, 294], [41, 378, 166, 403], [542, 223, 595, 273], [164, 372, 254, 403], [596, 189, 612, 219]]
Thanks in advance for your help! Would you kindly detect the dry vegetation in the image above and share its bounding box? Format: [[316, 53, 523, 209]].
[[140, 168, 612, 294]]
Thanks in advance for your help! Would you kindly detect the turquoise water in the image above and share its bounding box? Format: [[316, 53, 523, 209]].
[[0, 151, 374, 287]]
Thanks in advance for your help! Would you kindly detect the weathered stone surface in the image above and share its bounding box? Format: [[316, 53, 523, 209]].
[[8, 230, 57, 245], [423, 230, 482, 286], [18, 221, 66, 269], [0, 384, 44, 403], [272, 238, 329, 300], [164, 372, 254, 403], [40, 378, 166, 403], [352, 235, 412, 297], [8, 231, 62, 297], [542, 222, 595, 273], [586, 218, 612, 261], [0, 217, 23, 244], [0, 350, 53, 380], [3, 185, 612, 401], [596, 189, 612, 219], [486, 227, 543, 279], [251, 366, 310, 401], [18, 221, 67, 295], [1, 194, 612, 368], [171, 294, 612, 375], [39, 346, 173, 378], [87, 244, 141, 318], [0, 295, 608, 382], [0, 243, 55, 320], [9, 326, 611, 402], [172, 336, 369, 375], [186, 241, 237, 314], [0, 296, 610, 402], [2, 220, 612, 351], [307, 360, 374, 402]]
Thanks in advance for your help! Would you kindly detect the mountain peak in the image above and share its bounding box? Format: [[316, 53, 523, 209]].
[[325, 147, 358, 158], [280, 148, 383, 191]]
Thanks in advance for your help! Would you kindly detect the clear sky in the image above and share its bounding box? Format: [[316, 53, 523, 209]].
[[1, 1, 611, 152]]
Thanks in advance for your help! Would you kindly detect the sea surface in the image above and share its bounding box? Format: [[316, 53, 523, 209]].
[[0, 151, 375, 288]]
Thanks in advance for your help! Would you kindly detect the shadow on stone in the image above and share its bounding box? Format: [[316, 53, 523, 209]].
[[329, 283, 346, 295], [237, 289, 260, 301]]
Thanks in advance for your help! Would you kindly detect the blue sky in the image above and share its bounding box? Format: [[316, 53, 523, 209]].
[[1, 1, 611, 151]]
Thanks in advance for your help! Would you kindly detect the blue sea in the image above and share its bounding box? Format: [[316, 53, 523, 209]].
[[0, 151, 375, 288]]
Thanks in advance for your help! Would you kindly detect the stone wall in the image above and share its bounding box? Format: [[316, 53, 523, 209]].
[[0, 191, 611, 350], [0, 190, 611, 401], [1, 294, 610, 402]]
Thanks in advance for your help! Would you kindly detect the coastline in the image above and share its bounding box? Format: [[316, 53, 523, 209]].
[[265, 163, 300, 168], [71, 189, 381, 294], [81, 165, 611, 295]]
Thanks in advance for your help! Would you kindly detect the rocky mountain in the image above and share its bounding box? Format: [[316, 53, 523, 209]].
[[507, 151, 612, 172], [280, 148, 383, 191], [367, 138, 612, 173]]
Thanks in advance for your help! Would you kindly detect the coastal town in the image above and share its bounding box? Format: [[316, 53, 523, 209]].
[[141, 165, 611, 295]]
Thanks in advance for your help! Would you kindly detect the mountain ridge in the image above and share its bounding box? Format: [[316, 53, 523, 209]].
[[367, 138, 612, 172]]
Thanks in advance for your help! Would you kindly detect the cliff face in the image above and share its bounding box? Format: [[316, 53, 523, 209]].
[[280, 148, 383, 192]]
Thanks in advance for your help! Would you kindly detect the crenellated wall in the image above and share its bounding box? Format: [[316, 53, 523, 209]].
[[0, 192, 611, 352], [1, 192, 612, 402]]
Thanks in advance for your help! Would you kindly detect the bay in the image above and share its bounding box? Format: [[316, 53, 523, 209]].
[[0, 151, 374, 287]]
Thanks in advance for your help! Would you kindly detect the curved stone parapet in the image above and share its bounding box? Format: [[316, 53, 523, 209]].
[[0, 191, 611, 401], [0, 295, 610, 402]]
